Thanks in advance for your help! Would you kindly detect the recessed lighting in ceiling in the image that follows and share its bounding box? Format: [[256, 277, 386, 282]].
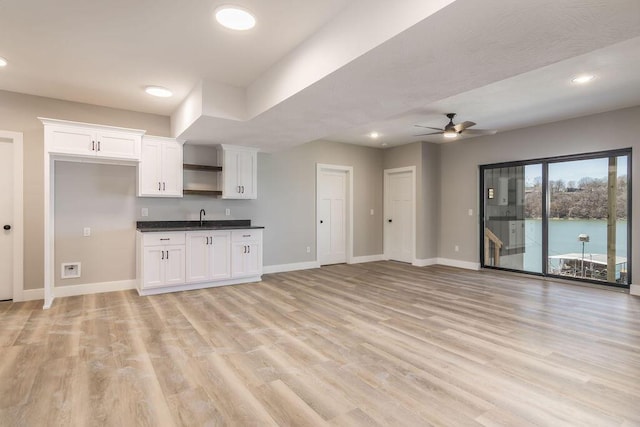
[[381, 142, 388, 147], [145, 86, 173, 98], [0, 57, 7, 67], [571, 74, 595, 84], [215, 5, 256, 31], [369, 131, 380, 139]]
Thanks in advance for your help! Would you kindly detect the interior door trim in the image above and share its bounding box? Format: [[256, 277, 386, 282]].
[[383, 166, 416, 264], [0, 130, 24, 301], [316, 163, 353, 266]]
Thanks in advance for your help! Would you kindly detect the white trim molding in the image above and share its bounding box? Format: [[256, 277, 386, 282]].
[[436, 258, 481, 270], [316, 163, 354, 266], [54, 279, 136, 298], [413, 258, 438, 267], [350, 254, 385, 264], [630, 284, 640, 296], [263, 261, 321, 274], [23, 288, 44, 302]]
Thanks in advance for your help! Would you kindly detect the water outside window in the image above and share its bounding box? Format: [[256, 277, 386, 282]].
[[481, 151, 630, 286]]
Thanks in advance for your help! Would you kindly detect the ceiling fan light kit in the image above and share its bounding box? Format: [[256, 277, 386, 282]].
[[414, 113, 496, 139]]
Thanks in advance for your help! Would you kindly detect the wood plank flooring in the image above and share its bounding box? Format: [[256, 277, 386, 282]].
[[1, 262, 639, 426]]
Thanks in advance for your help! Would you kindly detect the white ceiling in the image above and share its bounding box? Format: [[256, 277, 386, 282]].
[[1, 0, 639, 151]]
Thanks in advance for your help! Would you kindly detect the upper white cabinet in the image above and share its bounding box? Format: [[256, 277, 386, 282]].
[[217, 145, 258, 199], [138, 136, 184, 197], [41, 118, 144, 161]]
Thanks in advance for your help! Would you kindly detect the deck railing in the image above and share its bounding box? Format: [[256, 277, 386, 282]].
[[484, 227, 503, 267]]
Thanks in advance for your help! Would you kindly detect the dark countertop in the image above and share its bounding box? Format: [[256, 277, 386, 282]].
[[136, 220, 264, 232]]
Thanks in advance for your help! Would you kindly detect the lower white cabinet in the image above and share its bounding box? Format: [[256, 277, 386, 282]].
[[186, 231, 231, 283], [231, 230, 263, 278], [137, 228, 262, 295], [138, 232, 186, 290]]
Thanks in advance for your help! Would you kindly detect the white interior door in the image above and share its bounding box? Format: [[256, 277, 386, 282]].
[[384, 167, 415, 263], [317, 168, 347, 265], [0, 140, 13, 300]]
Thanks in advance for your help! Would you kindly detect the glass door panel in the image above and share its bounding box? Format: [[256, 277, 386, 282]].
[[483, 164, 542, 273], [547, 156, 629, 285]]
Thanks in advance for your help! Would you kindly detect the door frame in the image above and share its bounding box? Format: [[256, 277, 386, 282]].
[[316, 163, 353, 265], [0, 130, 24, 301], [383, 166, 416, 263]]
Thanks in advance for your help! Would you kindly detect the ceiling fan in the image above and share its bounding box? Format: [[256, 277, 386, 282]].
[[414, 113, 496, 139]]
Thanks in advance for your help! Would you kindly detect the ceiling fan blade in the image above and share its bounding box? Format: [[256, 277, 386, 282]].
[[414, 125, 443, 131], [462, 129, 497, 136], [454, 121, 476, 132], [414, 131, 444, 136]]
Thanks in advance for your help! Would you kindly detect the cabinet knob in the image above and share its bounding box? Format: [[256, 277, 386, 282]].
[[320, 220, 323, 224], [3, 224, 10, 231], [388, 219, 392, 223]]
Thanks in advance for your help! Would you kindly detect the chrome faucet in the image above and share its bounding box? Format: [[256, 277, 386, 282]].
[[199, 209, 206, 227]]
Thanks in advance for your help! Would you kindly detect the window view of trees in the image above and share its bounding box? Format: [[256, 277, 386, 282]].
[[525, 175, 628, 219]]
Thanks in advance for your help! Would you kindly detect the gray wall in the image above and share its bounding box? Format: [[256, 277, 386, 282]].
[[0, 90, 170, 290], [53, 139, 384, 287], [438, 106, 640, 282]]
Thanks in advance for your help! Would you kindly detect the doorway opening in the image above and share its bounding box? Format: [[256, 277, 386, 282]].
[[384, 166, 416, 264], [0, 130, 24, 301], [316, 164, 353, 266]]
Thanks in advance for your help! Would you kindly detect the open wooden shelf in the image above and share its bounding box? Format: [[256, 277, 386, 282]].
[[182, 189, 223, 196], [183, 163, 222, 172]]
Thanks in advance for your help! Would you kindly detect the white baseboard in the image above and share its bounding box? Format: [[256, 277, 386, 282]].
[[53, 279, 136, 298], [436, 258, 481, 270], [350, 254, 384, 264], [631, 284, 640, 296], [413, 258, 437, 267], [22, 288, 44, 302], [263, 261, 320, 274]]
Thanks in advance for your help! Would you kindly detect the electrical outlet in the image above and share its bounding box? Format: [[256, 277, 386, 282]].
[[468, 209, 473, 216], [454, 245, 459, 252], [306, 246, 311, 253], [225, 208, 230, 216], [370, 209, 374, 215], [141, 208, 149, 217], [83, 227, 91, 237]]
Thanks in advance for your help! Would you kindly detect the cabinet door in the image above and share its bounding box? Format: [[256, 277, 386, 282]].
[[231, 242, 247, 277], [96, 130, 140, 160], [211, 232, 231, 280], [243, 242, 261, 276], [139, 139, 163, 196], [164, 245, 186, 286], [142, 246, 165, 288], [223, 150, 241, 198], [237, 150, 257, 199], [161, 141, 183, 196], [186, 233, 210, 283], [48, 126, 95, 156]]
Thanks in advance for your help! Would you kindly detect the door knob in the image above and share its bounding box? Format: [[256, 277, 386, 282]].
[[388, 219, 392, 223], [3, 225, 10, 230], [320, 220, 324, 224]]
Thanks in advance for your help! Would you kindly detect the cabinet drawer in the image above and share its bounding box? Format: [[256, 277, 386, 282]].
[[142, 232, 186, 246], [231, 230, 261, 242]]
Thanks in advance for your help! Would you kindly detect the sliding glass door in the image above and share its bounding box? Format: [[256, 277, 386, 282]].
[[480, 149, 631, 287]]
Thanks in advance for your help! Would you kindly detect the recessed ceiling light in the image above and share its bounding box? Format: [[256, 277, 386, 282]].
[[145, 86, 173, 97], [369, 131, 380, 139], [381, 142, 388, 147], [571, 74, 595, 84], [0, 57, 7, 67], [443, 131, 458, 139], [215, 6, 256, 31]]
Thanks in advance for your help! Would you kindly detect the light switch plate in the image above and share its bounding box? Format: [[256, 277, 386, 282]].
[[225, 208, 230, 216], [141, 208, 149, 217], [83, 227, 91, 237]]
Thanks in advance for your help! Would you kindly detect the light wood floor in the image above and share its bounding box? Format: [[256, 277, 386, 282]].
[[1, 262, 639, 426]]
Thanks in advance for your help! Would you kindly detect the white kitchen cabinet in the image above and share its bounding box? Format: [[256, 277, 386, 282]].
[[138, 136, 184, 197], [186, 231, 231, 283], [138, 232, 186, 290], [44, 120, 143, 161], [231, 230, 262, 278], [217, 145, 258, 199]]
